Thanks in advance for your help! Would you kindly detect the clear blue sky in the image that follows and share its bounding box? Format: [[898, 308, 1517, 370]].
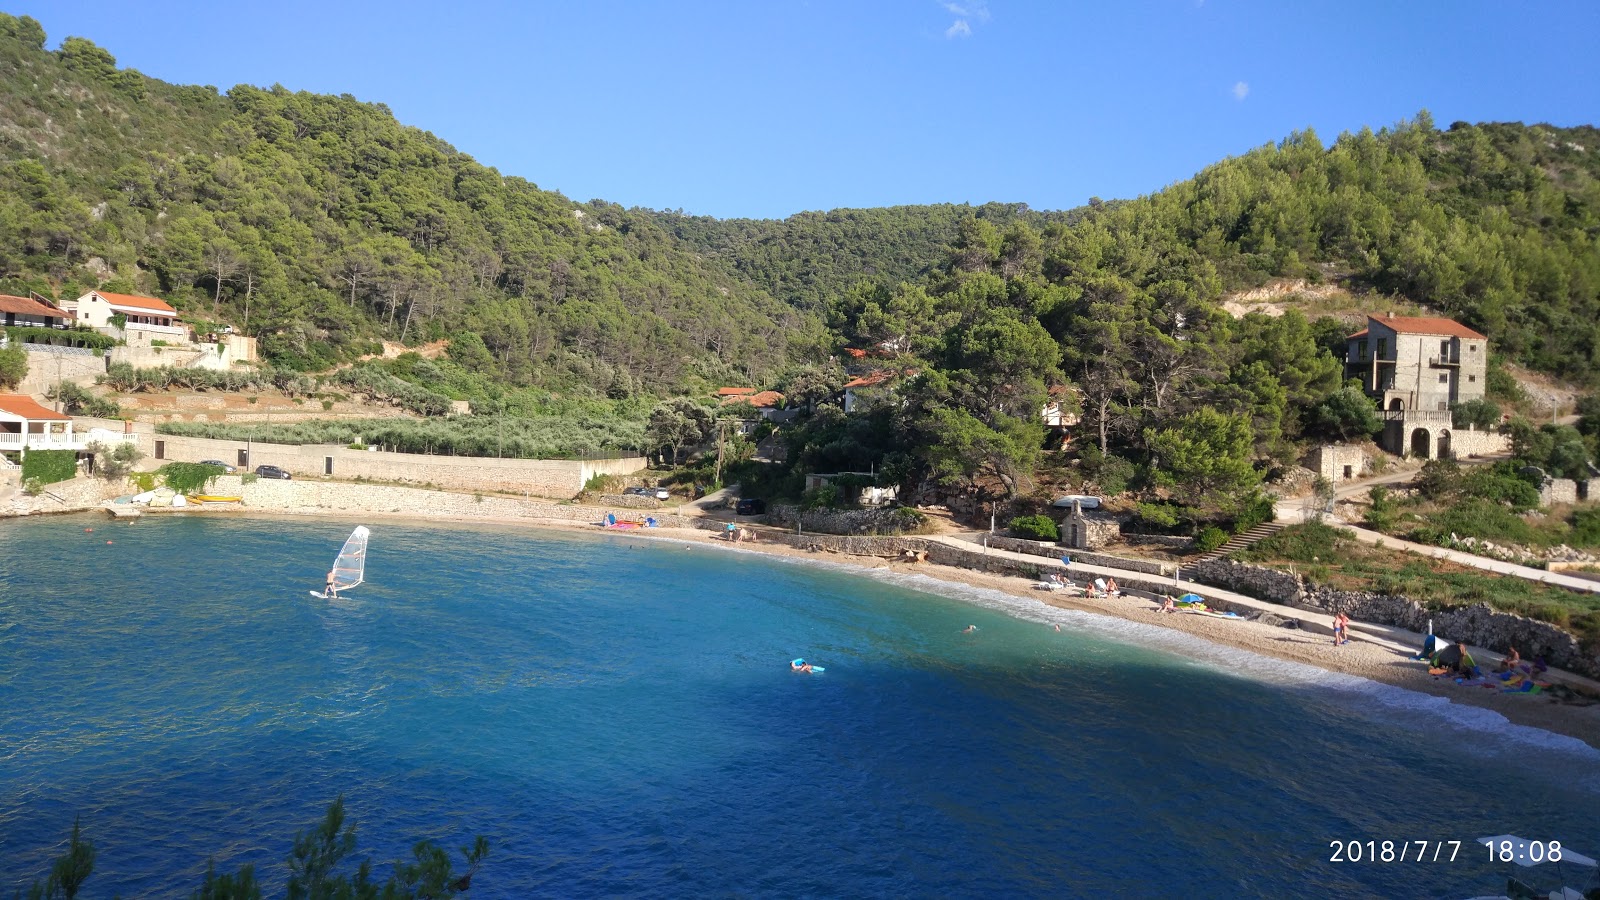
[[10, 1, 1600, 219]]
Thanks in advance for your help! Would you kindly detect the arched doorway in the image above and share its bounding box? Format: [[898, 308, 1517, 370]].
[[1410, 427, 1431, 459], [1437, 430, 1452, 460], [1389, 398, 1404, 411]]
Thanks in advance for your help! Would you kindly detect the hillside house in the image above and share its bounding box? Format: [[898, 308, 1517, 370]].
[[64, 290, 182, 335], [1345, 313, 1494, 459], [842, 371, 900, 413], [804, 472, 899, 506], [0, 394, 87, 458], [0, 294, 71, 329], [718, 389, 796, 433]]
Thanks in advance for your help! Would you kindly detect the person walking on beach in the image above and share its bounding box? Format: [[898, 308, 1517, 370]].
[[1333, 611, 1350, 646]]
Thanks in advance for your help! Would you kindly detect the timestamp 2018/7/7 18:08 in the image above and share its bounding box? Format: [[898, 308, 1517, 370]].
[[1328, 840, 1565, 863]]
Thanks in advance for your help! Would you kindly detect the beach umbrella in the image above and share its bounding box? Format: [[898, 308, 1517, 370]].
[[1179, 593, 1204, 604]]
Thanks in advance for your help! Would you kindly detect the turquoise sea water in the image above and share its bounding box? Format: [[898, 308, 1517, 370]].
[[2, 514, 1598, 898]]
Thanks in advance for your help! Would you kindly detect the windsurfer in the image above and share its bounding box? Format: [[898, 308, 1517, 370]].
[[325, 570, 338, 600]]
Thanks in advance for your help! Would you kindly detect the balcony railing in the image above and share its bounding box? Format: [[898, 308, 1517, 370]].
[[1427, 355, 1460, 367], [1381, 409, 1453, 424], [0, 432, 89, 450], [124, 321, 187, 336]]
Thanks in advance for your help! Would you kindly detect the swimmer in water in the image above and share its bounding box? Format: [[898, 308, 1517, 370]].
[[962, 625, 978, 633], [791, 659, 813, 673], [1053, 624, 1061, 632]]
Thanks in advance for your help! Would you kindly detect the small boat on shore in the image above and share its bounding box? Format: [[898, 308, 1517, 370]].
[[189, 495, 243, 503]]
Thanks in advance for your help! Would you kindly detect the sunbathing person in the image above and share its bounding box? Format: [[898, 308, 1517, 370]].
[[1497, 646, 1521, 672]]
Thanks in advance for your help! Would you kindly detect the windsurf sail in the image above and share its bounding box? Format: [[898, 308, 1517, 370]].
[[325, 526, 370, 593]]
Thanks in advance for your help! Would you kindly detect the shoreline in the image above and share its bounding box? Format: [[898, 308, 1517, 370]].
[[79, 501, 1600, 751]]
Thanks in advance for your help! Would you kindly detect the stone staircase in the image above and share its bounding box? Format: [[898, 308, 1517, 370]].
[[1193, 521, 1287, 564]]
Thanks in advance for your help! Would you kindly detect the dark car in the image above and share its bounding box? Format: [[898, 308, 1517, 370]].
[[622, 486, 651, 497], [735, 498, 766, 516], [198, 459, 236, 473], [254, 464, 292, 480]]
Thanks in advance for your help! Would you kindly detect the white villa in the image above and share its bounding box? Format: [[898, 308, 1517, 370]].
[[64, 290, 182, 335], [0, 394, 87, 456]]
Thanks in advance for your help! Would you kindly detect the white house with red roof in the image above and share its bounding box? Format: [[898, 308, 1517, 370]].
[[0, 394, 86, 455], [1345, 312, 1492, 459], [64, 290, 183, 335]]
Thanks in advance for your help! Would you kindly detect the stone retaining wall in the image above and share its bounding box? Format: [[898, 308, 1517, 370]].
[[18, 345, 107, 393], [0, 472, 123, 516], [139, 432, 646, 498], [213, 477, 698, 527], [987, 534, 1177, 577], [1185, 557, 1600, 677], [764, 503, 922, 535]]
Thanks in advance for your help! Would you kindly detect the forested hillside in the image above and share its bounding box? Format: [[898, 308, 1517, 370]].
[[0, 13, 808, 393], [771, 112, 1600, 541], [650, 202, 1071, 311]]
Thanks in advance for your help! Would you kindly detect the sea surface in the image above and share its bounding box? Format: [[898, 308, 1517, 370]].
[[2, 515, 1598, 899]]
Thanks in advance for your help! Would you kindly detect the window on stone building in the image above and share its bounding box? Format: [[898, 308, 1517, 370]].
[[1439, 373, 1448, 383], [1469, 375, 1476, 383]]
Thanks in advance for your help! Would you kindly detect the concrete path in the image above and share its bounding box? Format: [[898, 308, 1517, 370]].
[[922, 532, 1600, 695]]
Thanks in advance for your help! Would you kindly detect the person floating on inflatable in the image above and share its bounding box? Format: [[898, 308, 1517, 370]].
[[791, 658, 814, 673]]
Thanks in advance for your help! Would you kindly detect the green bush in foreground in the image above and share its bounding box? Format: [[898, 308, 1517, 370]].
[[14, 798, 489, 900]]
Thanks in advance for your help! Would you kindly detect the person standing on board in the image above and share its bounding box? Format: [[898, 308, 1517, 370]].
[[325, 570, 339, 600]]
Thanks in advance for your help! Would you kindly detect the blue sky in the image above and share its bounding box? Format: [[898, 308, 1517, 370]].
[[10, 1, 1600, 219]]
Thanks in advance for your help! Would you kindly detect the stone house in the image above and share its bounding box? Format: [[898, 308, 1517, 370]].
[[1058, 498, 1120, 550], [1345, 313, 1497, 459]]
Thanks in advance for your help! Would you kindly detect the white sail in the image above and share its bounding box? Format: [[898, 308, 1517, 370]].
[[327, 526, 370, 592]]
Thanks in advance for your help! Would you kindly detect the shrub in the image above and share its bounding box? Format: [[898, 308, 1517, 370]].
[[1571, 507, 1600, 548], [4, 325, 117, 351], [86, 440, 142, 479], [1009, 514, 1060, 542], [1193, 526, 1229, 553], [1230, 492, 1276, 533], [157, 462, 225, 495], [129, 471, 156, 492], [1366, 485, 1399, 532], [1133, 501, 1185, 530], [21, 448, 78, 486], [1239, 521, 1347, 563], [0, 344, 27, 389], [1452, 398, 1502, 430], [886, 507, 931, 534]]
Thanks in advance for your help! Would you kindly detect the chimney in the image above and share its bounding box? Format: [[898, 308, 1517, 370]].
[[123, 419, 133, 435], [1387, 311, 1395, 319]]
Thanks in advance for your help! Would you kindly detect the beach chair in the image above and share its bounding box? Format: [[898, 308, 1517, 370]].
[[1036, 574, 1062, 591]]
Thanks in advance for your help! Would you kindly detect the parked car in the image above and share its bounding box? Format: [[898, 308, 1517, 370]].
[[1050, 494, 1102, 510], [199, 459, 236, 473], [654, 487, 671, 500], [735, 498, 766, 516], [623, 486, 651, 497], [254, 465, 292, 480]]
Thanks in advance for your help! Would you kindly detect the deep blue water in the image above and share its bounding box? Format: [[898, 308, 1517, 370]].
[[2, 515, 1598, 899]]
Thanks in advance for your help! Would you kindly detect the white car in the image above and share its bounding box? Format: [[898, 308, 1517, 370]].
[[654, 487, 671, 500]]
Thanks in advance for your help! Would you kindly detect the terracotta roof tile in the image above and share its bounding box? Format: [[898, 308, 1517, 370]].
[[1364, 314, 1485, 340], [0, 294, 69, 318], [716, 387, 756, 397], [0, 394, 71, 421], [91, 291, 177, 315]]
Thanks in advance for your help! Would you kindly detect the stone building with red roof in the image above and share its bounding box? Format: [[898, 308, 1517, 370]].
[[1345, 312, 1492, 459]]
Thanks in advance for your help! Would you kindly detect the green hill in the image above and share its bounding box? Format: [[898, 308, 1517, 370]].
[[0, 14, 806, 393], [649, 202, 1075, 312]]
